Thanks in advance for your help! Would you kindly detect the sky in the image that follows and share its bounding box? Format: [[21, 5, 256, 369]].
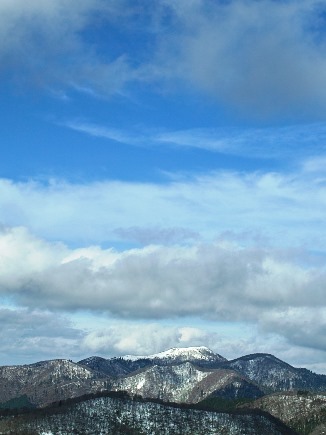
[[1, 0, 326, 373]]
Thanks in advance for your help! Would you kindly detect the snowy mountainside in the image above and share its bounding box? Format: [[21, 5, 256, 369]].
[[78, 355, 152, 377], [0, 393, 296, 435], [79, 347, 326, 395], [2, 346, 326, 414], [0, 359, 109, 407], [112, 361, 264, 403], [225, 353, 326, 393], [78, 346, 226, 378]]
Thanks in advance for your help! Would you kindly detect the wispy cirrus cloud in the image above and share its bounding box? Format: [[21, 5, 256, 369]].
[[155, 124, 326, 158], [1, 167, 326, 248], [65, 120, 326, 160], [65, 121, 144, 145], [114, 226, 199, 245]]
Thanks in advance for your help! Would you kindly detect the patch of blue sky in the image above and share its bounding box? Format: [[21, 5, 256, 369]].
[[3, 84, 326, 185]]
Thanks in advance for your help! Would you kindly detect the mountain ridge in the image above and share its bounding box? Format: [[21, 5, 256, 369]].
[[1, 346, 326, 434], [122, 345, 226, 362]]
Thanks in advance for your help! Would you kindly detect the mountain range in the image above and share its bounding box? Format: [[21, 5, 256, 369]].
[[0, 346, 325, 434]]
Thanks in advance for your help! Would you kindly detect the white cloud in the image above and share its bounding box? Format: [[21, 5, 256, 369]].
[[0, 226, 67, 288], [82, 324, 212, 356]]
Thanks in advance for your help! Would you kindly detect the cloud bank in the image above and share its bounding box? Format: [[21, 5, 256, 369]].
[[1, 226, 325, 356], [0, 307, 83, 364]]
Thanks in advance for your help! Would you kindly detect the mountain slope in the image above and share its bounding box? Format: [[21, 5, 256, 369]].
[[112, 361, 264, 403], [225, 354, 326, 393], [78, 355, 152, 378], [241, 391, 326, 434], [79, 348, 326, 398], [0, 359, 109, 407]]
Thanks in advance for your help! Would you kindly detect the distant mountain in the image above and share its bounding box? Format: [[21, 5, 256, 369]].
[[224, 353, 326, 393], [0, 392, 296, 435], [0, 359, 108, 407], [241, 391, 326, 434], [108, 348, 326, 396], [78, 346, 226, 378], [112, 361, 264, 403]]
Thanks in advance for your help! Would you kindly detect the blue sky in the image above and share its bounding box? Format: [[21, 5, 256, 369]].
[[1, 0, 326, 373]]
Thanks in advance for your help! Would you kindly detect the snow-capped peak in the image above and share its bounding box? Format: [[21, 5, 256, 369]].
[[149, 346, 216, 360], [123, 346, 225, 362]]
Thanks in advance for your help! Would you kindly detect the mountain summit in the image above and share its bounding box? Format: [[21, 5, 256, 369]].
[[123, 346, 226, 363]]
